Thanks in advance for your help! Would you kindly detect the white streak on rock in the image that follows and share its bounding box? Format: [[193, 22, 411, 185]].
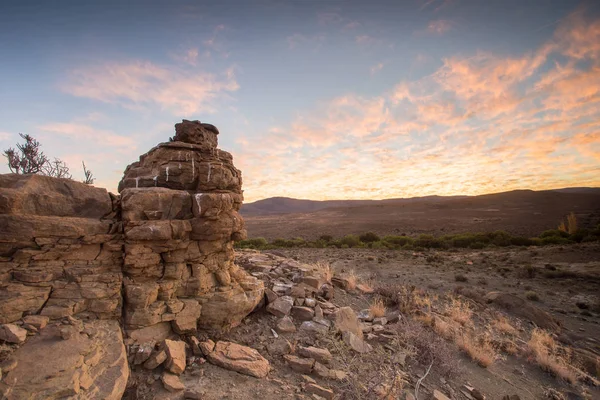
[[135, 177, 139, 188], [166, 166, 169, 182], [195, 193, 204, 215]]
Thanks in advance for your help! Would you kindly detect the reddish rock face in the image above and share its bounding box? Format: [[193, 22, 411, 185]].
[[0, 119, 263, 333], [118, 120, 263, 333]]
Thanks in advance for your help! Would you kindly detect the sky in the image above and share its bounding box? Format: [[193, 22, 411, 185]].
[[0, 0, 599, 202]]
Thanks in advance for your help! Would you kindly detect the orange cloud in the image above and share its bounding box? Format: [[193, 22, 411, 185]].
[[62, 61, 239, 115]]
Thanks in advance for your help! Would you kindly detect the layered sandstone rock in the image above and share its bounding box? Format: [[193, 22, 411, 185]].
[[0, 174, 123, 323], [118, 120, 263, 333], [0, 320, 128, 400]]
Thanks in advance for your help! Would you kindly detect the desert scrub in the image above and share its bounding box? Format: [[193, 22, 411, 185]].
[[455, 331, 499, 368], [369, 297, 386, 318], [492, 316, 518, 336], [527, 328, 579, 384], [447, 297, 473, 326]]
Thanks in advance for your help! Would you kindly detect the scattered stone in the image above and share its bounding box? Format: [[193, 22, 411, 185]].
[[266, 296, 294, 317], [373, 317, 387, 326], [385, 311, 401, 324], [298, 346, 332, 364], [330, 369, 347, 381], [265, 288, 278, 304], [275, 316, 296, 334], [189, 336, 202, 356], [333, 307, 362, 337], [300, 321, 329, 335], [502, 395, 521, 400], [164, 339, 187, 374], [0, 324, 27, 344], [358, 309, 374, 322], [302, 375, 317, 384], [143, 349, 167, 369], [284, 355, 314, 373], [292, 306, 315, 321], [289, 286, 306, 298], [294, 298, 305, 306], [22, 315, 49, 330], [172, 299, 201, 334], [206, 341, 270, 378], [184, 389, 204, 400], [0, 358, 17, 373], [199, 339, 215, 356], [305, 383, 334, 400], [267, 338, 292, 356], [433, 389, 451, 400], [133, 343, 154, 365], [314, 305, 324, 319], [342, 331, 373, 353], [304, 298, 317, 308], [312, 361, 331, 378], [161, 372, 185, 392]]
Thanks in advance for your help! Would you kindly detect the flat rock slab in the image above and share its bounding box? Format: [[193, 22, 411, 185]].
[[206, 341, 270, 378], [0, 320, 129, 400]]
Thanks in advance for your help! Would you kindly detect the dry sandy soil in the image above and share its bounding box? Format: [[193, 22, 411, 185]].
[[125, 243, 600, 400]]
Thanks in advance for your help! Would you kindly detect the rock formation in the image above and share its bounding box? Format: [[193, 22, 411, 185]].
[[118, 119, 263, 334], [0, 120, 265, 397], [0, 174, 123, 323]]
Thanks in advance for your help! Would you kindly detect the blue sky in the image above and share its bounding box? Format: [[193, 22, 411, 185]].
[[1, 0, 599, 201]]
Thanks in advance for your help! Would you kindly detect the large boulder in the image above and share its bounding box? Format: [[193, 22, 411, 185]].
[[0, 320, 129, 399], [0, 174, 112, 218]]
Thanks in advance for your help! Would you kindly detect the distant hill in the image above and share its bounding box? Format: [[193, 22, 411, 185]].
[[240, 195, 467, 216], [241, 188, 600, 239]]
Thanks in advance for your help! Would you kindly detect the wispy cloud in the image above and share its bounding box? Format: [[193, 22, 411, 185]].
[[370, 62, 384, 75], [38, 122, 137, 150], [62, 60, 239, 115], [427, 19, 453, 34], [235, 13, 600, 201]]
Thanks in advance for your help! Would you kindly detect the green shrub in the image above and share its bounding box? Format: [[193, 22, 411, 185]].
[[237, 237, 268, 249], [383, 235, 414, 247], [340, 244, 349, 249], [569, 229, 590, 243], [489, 231, 512, 246], [340, 234, 362, 248], [319, 234, 333, 242], [414, 234, 443, 248], [540, 236, 573, 245], [540, 229, 569, 239], [359, 231, 380, 243], [510, 236, 534, 246]]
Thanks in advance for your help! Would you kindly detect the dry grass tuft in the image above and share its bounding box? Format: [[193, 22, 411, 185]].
[[312, 261, 333, 282], [527, 328, 579, 384], [346, 270, 357, 290], [433, 317, 455, 340], [493, 316, 518, 336], [370, 297, 387, 318], [455, 332, 499, 368], [447, 297, 473, 326]]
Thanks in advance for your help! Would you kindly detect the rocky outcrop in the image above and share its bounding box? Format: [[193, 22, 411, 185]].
[[0, 174, 123, 323], [0, 120, 265, 398], [0, 320, 128, 400], [118, 119, 263, 333]]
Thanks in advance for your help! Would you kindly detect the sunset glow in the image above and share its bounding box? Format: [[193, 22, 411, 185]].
[[1, 1, 599, 202]]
